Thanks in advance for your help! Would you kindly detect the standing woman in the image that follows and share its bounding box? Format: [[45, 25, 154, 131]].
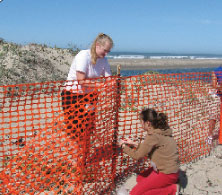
[[118, 108, 179, 195], [61, 33, 114, 171], [65, 33, 113, 92]]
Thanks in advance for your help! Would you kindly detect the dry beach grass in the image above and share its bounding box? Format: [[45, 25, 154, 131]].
[[1, 40, 222, 86]]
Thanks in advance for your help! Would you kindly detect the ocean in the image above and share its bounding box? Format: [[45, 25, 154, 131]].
[[107, 51, 222, 60], [107, 52, 222, 77]]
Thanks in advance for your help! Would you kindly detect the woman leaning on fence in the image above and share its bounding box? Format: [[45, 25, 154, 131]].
[[118, 108, 180, 195], [61, 33, 114, 166]]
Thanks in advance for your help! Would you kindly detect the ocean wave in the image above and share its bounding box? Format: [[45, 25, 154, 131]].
[[107, 55, 145, 59], [194, 57, 222, 60], [149, 56, 192, 59], [149, 56, 222, 59]]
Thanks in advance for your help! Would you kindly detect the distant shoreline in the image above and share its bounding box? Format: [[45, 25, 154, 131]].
[[108, 58, 222, 71]]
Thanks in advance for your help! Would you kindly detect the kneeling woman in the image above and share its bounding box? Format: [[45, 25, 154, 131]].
[[118, 108, 180, 195]]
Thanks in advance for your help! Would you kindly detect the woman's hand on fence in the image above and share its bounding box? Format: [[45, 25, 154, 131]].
[[123, 138, 138, 147], [104, 78, 118, 88], [118, 139, 125, 147], [118, 138, 138, 148]]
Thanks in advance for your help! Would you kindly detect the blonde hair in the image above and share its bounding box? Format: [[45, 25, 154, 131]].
[[90, 33, 113, 65]]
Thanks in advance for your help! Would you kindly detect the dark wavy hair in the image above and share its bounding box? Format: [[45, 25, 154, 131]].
[[140, 108, 169, 130]]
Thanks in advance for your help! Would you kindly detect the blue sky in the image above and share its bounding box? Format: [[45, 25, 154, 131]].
[[0, 0, 222, 54]]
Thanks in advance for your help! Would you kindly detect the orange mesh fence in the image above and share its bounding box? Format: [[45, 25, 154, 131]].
[[0, 72, 220, 194]]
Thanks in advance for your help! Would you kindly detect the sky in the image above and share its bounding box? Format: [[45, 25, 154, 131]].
[[0, 0, 222, 54]]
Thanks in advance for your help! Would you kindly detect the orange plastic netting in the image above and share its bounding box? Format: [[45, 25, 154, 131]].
[[0, 72, 221, 194]]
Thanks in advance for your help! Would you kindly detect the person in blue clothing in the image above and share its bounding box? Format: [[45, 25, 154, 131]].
[[206, 66, 222, 144]]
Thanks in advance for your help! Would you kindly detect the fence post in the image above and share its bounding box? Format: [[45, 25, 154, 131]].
[[111, 64, 121, 185], [219, 97, 222, 144]]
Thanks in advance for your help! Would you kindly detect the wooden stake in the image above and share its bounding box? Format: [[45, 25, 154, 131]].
[[117, 64, 121, 76]]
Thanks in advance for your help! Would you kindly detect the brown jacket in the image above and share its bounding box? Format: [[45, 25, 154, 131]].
[[123, 127, 179, 174]]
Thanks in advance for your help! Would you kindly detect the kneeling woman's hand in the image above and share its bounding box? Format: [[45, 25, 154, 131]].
[[123, 138, 138, 147], [118, 138, 138, 149], [118, 139, 126, 148]]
